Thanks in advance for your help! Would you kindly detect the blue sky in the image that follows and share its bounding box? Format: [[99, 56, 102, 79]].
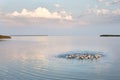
[[0, 0, 120, 36]]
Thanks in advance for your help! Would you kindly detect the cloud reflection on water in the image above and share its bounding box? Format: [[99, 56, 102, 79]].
[[0, 36, 120, 79]]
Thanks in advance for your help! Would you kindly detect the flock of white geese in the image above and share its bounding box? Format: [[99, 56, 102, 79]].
[[66, 53, 101, 60]]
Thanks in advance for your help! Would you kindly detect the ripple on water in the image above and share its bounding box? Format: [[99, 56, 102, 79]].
[[0, 50, 107, 80]]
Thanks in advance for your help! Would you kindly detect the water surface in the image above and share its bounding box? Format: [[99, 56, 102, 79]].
[[0, 36, 120, 80]]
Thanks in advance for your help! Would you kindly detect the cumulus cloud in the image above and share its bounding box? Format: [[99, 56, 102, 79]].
[[97, 0, 120, 6], [72, 6, 120, 26], [87, 8, 120, 16], [0, 7, 91, 27], [8, 7, 72, 20], [0, 7, 76, 27], [83, 7, 120, 25]]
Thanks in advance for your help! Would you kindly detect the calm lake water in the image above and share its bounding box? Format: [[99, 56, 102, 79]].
[[0, 36, 120, 80]]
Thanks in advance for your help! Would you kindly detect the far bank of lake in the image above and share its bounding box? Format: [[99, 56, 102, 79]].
[[100, 34, 120, 37], [0, 35, 11, 39]]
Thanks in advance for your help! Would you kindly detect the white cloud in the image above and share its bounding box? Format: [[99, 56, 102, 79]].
[[108, 0, 120, 5], [54, 4, 60, 8], [8, 7, 72, 20], [88, 8, 120, 15], [0, 7, 91, 27], [73, 7, 120, 26], [82, 7, 120, 25], [0, 7, 74, 27], [97, 0, 120, 6]]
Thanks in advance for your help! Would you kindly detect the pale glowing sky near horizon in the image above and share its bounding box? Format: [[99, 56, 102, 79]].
[[0, 0, 120, 36]]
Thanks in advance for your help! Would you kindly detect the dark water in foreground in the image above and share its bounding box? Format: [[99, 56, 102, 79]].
[[0, 36, 120, 80]]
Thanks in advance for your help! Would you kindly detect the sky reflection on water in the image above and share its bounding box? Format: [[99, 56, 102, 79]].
[[0, 36, 120, 80]]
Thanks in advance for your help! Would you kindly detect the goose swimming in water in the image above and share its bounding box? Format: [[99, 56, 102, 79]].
[[95, 54, 100, 59], [66, 54, 75, 59]]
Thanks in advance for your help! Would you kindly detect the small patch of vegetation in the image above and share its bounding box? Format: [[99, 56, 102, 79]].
[[100, 34, 120, 37], [0, 35, 11, 39]]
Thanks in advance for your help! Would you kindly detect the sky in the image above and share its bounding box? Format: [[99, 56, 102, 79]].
[[0, 0, 120, 36]]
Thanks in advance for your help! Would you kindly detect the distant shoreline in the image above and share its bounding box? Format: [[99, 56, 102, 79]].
[[0, 35, 11, 39], [100, 35, 120, 37], [11, 35, 66, 36], [11, 35, 48, 36]]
